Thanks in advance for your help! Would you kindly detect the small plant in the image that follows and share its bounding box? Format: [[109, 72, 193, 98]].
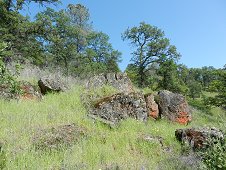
[[199, 137, 226, 170]]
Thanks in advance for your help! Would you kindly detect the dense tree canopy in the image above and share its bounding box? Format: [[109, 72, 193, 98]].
[[0, 2, 121, 76]]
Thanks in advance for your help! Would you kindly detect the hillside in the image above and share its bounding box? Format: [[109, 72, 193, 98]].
[[1, 1, 226, 169], [0, 72, 225, 170]]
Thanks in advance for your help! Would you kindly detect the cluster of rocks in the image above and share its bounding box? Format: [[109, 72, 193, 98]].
[[87, 73, 191, 125], [86, 73, 225, 157], [1, 72, 224, 155], [0, 76, 67, 100]]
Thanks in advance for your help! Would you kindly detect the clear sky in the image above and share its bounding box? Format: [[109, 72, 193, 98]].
[[21, 0, 226, 71]]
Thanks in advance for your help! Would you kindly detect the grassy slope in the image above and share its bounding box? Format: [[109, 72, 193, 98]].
[[0, 86, 225, 169]]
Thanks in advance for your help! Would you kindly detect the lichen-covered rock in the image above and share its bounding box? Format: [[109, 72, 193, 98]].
[[38, 76, 67, 95], [158, 90, 191, 124], [175, 127, 224, 150], [32, 123, 86, 150], [145, 94, 159, 119], [92, 92, 148, 123], [86, 72, 134, 94]]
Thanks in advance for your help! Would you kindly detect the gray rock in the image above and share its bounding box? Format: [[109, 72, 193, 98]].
[[38, 76, 67, 95], [92, 92, 148, 123], [158, 90, 191, 124]]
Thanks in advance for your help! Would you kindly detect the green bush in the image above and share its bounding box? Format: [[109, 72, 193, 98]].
[[0, 42, 22, 97], [188, 98, 211, 114], [199, 138, 226, 170]]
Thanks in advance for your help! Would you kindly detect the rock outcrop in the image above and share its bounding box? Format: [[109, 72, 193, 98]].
[[38, 76, 66, 95], [145, 94, 159, 119], [86, 72, 134, 94], [175, 127, 224, 150], [85, 74, 192, 125], [92, 92, 147, 124], [158, 90, 191, 124]]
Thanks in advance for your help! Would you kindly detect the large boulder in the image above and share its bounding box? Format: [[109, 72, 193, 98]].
[[175, 127, 224, 150], [92, 92, 148, 124], [157, 90, 191, 124], [38, 76, 66, 95], [86, 72, 134, 94], [144, 94, 159, 119]]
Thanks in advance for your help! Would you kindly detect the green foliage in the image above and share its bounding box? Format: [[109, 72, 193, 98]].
[[188, 96, 211, 115], [206, 70, 226, 108], [188, 81, 202, 100], [158, 59, 188, 94], [0, 42, 22, 96], [1, 1, 121, 76], [199, 138, 226, 170], [1, 0, 60, 11], [0, 82, 226, 169], [35, 5, 121, 76], [122, 22, 180, 87]]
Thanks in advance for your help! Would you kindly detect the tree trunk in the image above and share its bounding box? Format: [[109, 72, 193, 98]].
[[138, 66, 145, 87]]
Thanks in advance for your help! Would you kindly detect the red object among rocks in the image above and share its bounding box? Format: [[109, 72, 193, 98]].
[[144, 94, 159, 119]]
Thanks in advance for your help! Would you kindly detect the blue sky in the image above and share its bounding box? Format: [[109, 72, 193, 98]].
[[21, 0, 226, 71]]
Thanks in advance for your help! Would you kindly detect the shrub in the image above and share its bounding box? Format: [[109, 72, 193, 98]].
[[0, 42, 22, 97], [199, 138, 226, 170], [188, 98, 211, 115]]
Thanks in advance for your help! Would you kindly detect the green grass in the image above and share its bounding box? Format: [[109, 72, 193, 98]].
[[0, 86, 225, 169]]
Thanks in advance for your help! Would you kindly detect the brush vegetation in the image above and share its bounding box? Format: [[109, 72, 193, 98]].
[[0, 85, 225, 170]]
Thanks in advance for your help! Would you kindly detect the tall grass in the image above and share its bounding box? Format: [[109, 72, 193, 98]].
[[0, 85, 225, 169]]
